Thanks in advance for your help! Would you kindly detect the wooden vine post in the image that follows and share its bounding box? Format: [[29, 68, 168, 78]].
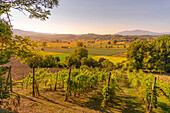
[[32, 67, 35, 97], [54, 72, 58, 91], [32, 66, 40, 97], [35, 79, 40, 96], [6, 66, 12, 92], [108, 72, 111, 87], [65, 69, 71, 101], [9, 66, 12, 92], [148, 77, 157, 113]]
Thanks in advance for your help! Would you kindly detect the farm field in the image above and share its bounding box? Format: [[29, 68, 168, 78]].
[[45, 48, 127, 56], [92, 56, 127, 64]]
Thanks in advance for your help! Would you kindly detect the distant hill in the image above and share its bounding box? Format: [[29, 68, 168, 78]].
[[13, 29, 38, 36], [13, 29, 169, 41], [13, 29, 77, 41], [116, 30, 165, 36]]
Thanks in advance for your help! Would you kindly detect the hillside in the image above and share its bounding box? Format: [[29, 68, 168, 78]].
[[116, 30, 164, 36], [13, 29, 162, 41]]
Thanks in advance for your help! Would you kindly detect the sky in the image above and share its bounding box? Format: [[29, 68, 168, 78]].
[[9, 0, 170, 34]]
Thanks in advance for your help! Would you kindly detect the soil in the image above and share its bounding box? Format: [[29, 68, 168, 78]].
[[2, 57, 62, 80]]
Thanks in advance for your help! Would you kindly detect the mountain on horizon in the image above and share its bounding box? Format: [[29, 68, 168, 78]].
[[13, 29, 170, 41], [116, 30, 167, 36]]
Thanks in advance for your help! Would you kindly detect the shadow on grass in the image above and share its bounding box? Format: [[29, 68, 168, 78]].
[[158, 102, 170, 113], [115, 95, 143, 113], [67, 75, 144, 113], [12, 92, 42, 104]]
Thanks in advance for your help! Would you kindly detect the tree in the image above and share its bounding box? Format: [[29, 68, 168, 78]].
[[81, 57, 99, 68], [0, 0, 59, 98], [107, 41, 111, 44], [55, 57, 60, 62], [41, 41, 47, 51], [0, 0, 59, 20], [127, 36, 170, 73], [127, 39, 148, 70], [112, 39, 117, 44], [76, 41, 84, 47], [98, 57, 106, 63], [65, 47, 88, 68], [101, 59, 115, 71], [146, 35, 170, 72], [73, 47, 88, 59]]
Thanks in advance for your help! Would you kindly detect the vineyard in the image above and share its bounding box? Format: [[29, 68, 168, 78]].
[[0, 1, 170, 112], [0, 67, 169, 113]]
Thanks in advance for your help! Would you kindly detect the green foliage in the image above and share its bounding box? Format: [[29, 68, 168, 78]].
[[127, 39, 148, 70], [98, 57, 106, 63], [0, 0, 59, 20], [18, 68, 110, 98], [127, 70, 160, 109], [41, 41, 47, 51], [101, 59, 115, 71], [76, 41, 84, 47], [0, 0, 59, 100], [0, 67, 10, 100], [146, 35, 170, 72], [112, 39, 117, 44], [0, 20, 13, 65], [0, 20, 12, 100], [81, 57, 99, 68], [24, 52, 60, 68], [65, 47, 88, 68], [127, 36, 170, 72], [73, 47, 88, 59], [101, 71, 122, 107]]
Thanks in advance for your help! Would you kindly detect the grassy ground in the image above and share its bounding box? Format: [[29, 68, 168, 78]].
[[45, 48, 127, 56], [1, 72, 169, 113]]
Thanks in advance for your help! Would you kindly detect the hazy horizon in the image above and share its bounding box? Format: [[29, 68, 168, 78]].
[[10, 0, 170, 34]]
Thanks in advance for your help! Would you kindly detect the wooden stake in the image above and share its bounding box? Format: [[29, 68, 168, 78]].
[[32, 67, 35, 97], [9, 66, 12, 92], [108, 72, 111, 86], [54, 72, 58, 91], [148, 77, 156, 113], [35, 80, 40, 96], [65, 69, 71, 101]]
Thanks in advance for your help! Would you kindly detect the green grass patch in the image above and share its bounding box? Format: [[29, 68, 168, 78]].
[[53, 53, 70, 63], [92, 56, 127, 64], [46, 48, 127, 56]]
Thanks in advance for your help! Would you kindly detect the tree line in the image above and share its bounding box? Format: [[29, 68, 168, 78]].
[[126, 35, 170, 73]]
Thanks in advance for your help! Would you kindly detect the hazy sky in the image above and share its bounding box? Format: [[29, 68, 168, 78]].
[[10, 0, 170, 34]]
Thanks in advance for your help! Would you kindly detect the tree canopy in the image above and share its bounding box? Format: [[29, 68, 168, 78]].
[[76, 41, 84, 47], [0, 0, 59, 20], [0, 0, 59, 99], [127, 36, 170, 73]]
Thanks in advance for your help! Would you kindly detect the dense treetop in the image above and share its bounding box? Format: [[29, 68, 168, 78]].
[[0, 0, 59, 20]]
